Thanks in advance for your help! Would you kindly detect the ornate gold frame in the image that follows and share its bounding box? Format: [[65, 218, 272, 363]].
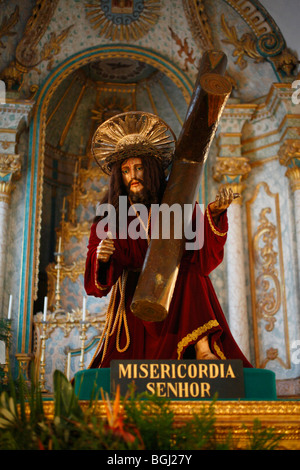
[[38, 399, 300, 449]]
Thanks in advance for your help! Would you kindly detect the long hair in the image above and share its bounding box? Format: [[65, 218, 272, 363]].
[[94, 155, 167, 224]]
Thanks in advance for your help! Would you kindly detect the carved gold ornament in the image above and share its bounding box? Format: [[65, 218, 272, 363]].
[[221, 14, 264, 70], [213, 156, 251, 183], [182, 0, 213, 51], [253, 208, 280, 332], [91, 111, 176, 174], [85, 0, 161, 41], [246, 182, 290, 370], [0, 153, 21, 178], [279, 139, 300, 192], [0, 153, 21, 202], [0, 0, 73, 90], [220, 13, 298, 77]]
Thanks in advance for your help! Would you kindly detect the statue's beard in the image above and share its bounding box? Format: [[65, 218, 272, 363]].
[[126, 179, 152, 205], [128, 188, 151, 204]]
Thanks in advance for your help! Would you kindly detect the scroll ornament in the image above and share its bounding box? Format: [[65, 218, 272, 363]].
[[253, 207, 281, 332], [0, 0, 73, 91], [221, 14, 298, 78]]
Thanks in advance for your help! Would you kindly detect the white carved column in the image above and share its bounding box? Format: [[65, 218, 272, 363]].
[[227, 186, 250, 358], [213, 104, 256, 359], [214, 155, 251, 359], [0, 188, 10, 311], [0, 154, 21, 313], [0, 99, 33, 318], [279, 139, 300, 289]]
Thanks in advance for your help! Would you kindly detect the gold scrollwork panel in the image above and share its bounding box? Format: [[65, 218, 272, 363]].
[[253, 208, 281, 333], [246, 182, 290, 370]]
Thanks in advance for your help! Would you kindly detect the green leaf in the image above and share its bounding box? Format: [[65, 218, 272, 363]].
[[53, 370, 83, 420], [0, 408, 15, 423]]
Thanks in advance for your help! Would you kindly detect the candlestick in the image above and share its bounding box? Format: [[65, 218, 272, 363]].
[[43, 296, 48, 322], [54, 238, 63, 310], [40, 321, 49, 393], [3, 321, 12, 384], [79, 322, 87, 371], [8, 295, 12, 320], [82, 296, 86, 321]]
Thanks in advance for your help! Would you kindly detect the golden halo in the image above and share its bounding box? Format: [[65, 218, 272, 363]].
[[91, 111, 176, 174]]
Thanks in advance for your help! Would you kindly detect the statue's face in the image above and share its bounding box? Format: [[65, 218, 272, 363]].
[[121, 157, 144, 195]]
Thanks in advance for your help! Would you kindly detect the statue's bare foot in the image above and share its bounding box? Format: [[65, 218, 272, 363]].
[[195, 336, 219, 360]]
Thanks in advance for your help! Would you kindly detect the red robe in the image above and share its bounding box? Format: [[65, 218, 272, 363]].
[[84, 203, 252, 368]]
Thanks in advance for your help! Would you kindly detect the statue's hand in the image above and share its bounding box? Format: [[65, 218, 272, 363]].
[[209, 187, 240, 223], [96, 238, 115, 263]]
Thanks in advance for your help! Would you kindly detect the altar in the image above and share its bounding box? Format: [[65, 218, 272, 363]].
[[69, 363, 300, 450], [68, 364, 300, 450]]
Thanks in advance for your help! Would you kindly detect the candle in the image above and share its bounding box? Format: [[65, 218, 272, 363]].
[[82, 296, 86, 321], [58, 236, 62, 254], [67, 352, 71, 381], [8, 295, 12, 320], [43, 296, 48, 322]]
